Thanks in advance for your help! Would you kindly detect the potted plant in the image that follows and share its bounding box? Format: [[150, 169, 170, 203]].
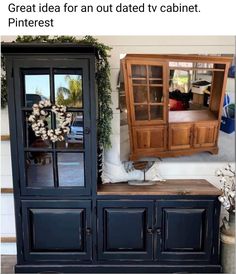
[[216, 164, 235, 273]]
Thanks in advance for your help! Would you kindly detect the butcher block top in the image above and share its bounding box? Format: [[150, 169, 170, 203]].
[[97, 179, 221, 196]]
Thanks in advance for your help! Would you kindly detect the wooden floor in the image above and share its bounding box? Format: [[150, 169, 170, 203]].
[[1, 256, 16, 274]]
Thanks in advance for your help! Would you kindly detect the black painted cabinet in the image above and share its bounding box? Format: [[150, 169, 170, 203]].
[[156, 200, 215, 262], [97, 200, 153, 260], [21, 200, 92, 262], [97, 199, 219, 265], [3, 43, 221, 273]]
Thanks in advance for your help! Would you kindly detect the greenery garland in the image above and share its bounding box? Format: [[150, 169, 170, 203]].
[[1, 36, 113, 148]]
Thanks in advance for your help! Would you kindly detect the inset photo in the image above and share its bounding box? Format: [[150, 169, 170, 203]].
[[119, 53, 235, 162]]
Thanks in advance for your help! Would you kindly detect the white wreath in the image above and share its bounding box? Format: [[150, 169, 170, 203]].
[[28, 100, 72, 142]]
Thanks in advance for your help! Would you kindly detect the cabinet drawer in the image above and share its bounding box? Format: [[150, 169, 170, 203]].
[[21, 200, 92, 262], [97, 200, 153, 261]]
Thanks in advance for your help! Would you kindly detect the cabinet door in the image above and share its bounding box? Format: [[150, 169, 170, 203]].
[[12, 58, 95, 196], [126, 60, 168, 126], [156, 200, 214, 262], [97, 200, 153, 261], [133, 126, 167, 152], [21, 200, 92, 262], [169, 123, 193, 150], [193, 122, 218, 148]]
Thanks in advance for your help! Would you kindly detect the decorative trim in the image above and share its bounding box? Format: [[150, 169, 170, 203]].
[[0, 135, 10, 141]]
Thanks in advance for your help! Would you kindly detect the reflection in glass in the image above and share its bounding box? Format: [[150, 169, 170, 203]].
[[25, 75, 50, 107], [135, 105, 148, 120], [56, 112, 84, 149], [131, 65, 146, 78], [148, 66, 163, 79], [150, 105, 163, 120], [57, 153, 84, 186], [25, 112, 51, 148], [55, 73, 83, 108], [133, 86, 147, 103], [26, 152, 54, 187], [150, 87, 163, 103]]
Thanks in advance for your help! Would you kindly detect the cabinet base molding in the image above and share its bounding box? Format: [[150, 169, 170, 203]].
[[15, 264, 222, 273], [130, 146, 219, 160]]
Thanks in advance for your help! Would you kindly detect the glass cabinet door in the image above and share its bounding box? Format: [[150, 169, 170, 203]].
[[13, 59, 93, 196], [128, 62, 167, 125]]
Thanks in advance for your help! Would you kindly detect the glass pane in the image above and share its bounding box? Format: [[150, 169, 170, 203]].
[[150, 87, 163, 103], [133, 86, 147, 103], [54, 70, 83, 108], [148, 66, 163, 79], [57, 153, 84, 186], [150, 105, 163, 120], [24, 111, 51, 148], [135, 105, 148, 120], [131, 65, 146, 78], [24, 74, 50, 107], [56, 112, 84, 149], [26, 152, 54, 187]]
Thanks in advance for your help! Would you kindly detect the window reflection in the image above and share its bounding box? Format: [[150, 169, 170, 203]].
[[26, 152, 54, 187], [56, 112, 84, 149], [25, 74, 50, 107], [57, 153, 84, 186], [54, 73, 83, 108]]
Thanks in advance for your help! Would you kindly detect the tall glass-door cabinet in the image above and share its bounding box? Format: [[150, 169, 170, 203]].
[[2, 43, 97, 271]]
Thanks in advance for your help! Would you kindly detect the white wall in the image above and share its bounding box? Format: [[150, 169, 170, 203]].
[[1, 36, 235, 254]]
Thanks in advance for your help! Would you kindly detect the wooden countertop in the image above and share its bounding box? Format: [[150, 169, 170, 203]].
[[97, 179, 221, 196], [169, 110, 218, 123]]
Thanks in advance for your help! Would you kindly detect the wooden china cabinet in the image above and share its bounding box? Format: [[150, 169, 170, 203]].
[[122, 54, 232, 160], [3, 44, 222, 273]]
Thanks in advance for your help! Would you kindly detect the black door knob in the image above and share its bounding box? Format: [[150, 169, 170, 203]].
[[84, 127, 90, 134]]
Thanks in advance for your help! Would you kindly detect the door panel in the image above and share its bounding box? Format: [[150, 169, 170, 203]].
[[169, 123, 193, 150], [156, 200, 214, 261], [13, 59, 92, 196], [22, 200, 91, 262], [97, 200, 153, 261], [193, 122, 218, 148], [133, 126, 167, 152], [126, 60, 167, 126]]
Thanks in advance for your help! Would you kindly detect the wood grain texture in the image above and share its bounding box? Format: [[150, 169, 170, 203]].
[[98, 180, 222, 196], [0, 135, 10, 141], [1, 188, 13, 194], [1, 237, 16, 243], [169, 110, 218, 123]]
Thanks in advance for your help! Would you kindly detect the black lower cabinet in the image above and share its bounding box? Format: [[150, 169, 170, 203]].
[[21, 200, 92, 262], [15, 197, 221, 273], [97, 200, 153, 260], [156, 200, 215, 262]]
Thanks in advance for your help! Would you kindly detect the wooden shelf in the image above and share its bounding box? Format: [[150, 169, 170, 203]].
[[169, 67, 225, 72], [169, 110, 218, 123], [97, 180, 221, 196]]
